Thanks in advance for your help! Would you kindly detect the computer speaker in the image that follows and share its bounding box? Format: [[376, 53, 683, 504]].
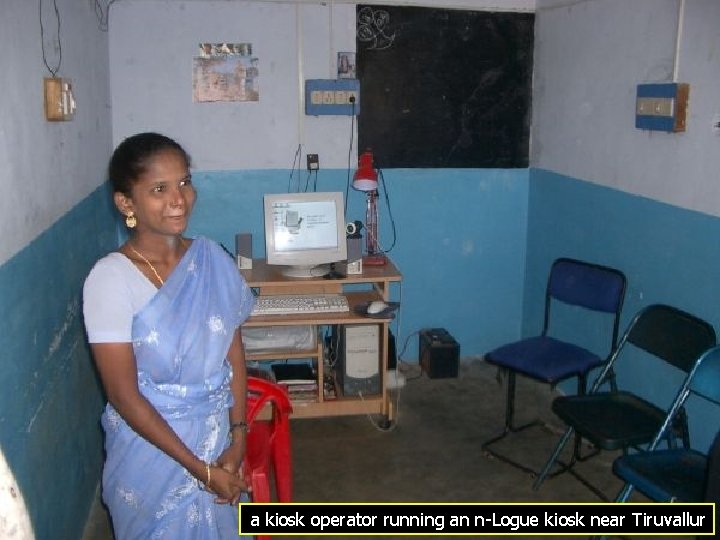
[[346, 236, 362, 275], [235, 233, 253, 270]]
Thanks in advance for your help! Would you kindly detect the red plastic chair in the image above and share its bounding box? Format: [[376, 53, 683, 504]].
[[243, 376, 293, 507]]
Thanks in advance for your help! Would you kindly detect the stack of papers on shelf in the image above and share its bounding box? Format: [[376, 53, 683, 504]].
[[286, 388, 319, 402]]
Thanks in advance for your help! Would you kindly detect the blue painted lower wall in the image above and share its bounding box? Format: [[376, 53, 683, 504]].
[[0, 168, 526, 533], [527, 168, 720, 451], [10, 165, 719, 531], [188, 168, 530, 360], [0, 183, 116, 539]]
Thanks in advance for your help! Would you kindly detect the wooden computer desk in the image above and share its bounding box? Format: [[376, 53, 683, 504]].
[[241, 258, 402, 424]]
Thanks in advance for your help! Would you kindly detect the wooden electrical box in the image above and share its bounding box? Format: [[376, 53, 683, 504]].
[[44, 77, 75, 121]]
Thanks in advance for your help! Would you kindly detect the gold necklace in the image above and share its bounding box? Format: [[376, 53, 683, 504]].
[[128, 245, 164, 285]]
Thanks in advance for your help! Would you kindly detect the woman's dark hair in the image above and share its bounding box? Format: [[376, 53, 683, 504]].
[[109, 132, 191, 195]]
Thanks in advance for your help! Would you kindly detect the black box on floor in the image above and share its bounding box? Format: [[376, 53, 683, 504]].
[[419, 328, 459, 378]]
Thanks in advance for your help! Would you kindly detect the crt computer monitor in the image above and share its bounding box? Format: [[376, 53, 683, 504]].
[[263, 191, 347, 278]]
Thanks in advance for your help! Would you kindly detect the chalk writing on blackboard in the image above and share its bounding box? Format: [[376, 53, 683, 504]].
[[357, 6, 396, 50]]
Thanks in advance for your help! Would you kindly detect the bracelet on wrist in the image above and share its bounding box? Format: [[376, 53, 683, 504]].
[[230, 421, 249, 433], [205, 461, 211, 489]]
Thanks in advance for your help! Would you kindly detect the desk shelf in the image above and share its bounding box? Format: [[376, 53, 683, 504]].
[[241, 259, 401, 423], [289, 395, 385, 418]]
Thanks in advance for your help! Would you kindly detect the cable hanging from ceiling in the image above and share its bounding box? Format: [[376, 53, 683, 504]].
[[39, 0, 62, 77]]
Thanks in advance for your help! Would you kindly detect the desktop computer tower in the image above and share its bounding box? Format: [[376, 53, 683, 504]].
[[336, 324, 381, 396]]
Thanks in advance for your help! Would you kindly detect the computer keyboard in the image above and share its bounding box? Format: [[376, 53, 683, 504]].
[[251, 294, 350, 316]]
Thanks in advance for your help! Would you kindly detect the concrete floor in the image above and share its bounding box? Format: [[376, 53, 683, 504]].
[[83, 358, 679, 540]]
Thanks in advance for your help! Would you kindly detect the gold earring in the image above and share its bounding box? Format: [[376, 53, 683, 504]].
[[125, 212, 137, 229]]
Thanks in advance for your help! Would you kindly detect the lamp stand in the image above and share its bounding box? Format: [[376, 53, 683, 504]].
[[364, 190, 386, 266]]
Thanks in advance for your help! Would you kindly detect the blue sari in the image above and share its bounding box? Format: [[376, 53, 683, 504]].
[[101, 236, 255, 539]]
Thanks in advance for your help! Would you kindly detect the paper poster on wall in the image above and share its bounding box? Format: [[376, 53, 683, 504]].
[[193, 43, 259, 102]]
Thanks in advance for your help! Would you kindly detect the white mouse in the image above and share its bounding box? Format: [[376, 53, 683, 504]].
[[366, 300, 388, 315]]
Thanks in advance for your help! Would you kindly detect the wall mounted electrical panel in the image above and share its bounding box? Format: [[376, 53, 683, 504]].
[[635, 82, 689, 132], [44, 77, 76, 121], [305, 79, 360, 116]]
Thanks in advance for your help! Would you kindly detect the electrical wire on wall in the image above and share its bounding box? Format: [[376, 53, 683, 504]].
[[287, 144, 303, 193], [328, 0, 336, 77], [296, 3, 305, 159], [301, 168, 319, 193], [39, 0, 62, 77], [672, 0, 685, 82], [344, 99, 357, 216]]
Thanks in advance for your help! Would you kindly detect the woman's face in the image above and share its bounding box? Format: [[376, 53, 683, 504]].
[[117, 149, 196, 238]]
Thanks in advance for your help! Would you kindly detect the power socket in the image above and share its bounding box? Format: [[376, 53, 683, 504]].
[[306, 154, 319, 171]]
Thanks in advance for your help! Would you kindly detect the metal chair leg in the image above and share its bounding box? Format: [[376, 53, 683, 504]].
[[505, 370, 516, 429], [481, 372, 548, 476], [615, 483, 634, 502], [533, 426, 574, 490]]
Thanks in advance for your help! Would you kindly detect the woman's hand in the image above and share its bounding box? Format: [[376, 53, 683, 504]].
[[216, 439, 245, 473], [213, 440, 248, 504], [206, 463, 246, 504]]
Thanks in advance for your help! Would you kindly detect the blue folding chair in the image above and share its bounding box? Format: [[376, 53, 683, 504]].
[[482, 257, 627, 475], [612, 344, 720, 503]]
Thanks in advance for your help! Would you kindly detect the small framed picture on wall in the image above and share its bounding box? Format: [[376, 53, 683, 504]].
[[337, 52, 356, 79]]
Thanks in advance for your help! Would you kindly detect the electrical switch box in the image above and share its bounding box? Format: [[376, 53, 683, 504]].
[[44, 77, 76, 121], [635, 82, 689, 132], [305, 79, 360, 116]]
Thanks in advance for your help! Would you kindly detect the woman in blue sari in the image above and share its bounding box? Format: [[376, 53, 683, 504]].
[[83, 133, 255, 539]]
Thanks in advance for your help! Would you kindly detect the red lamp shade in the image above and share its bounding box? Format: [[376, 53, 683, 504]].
[[352, 151, 378, 191]]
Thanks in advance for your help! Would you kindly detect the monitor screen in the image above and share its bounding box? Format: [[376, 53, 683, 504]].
[[263, 191, 347, 278]]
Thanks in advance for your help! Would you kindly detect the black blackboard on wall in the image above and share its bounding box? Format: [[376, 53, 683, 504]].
[[357, 6, 534, 168]]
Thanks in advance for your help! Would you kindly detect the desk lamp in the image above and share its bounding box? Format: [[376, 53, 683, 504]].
[[352, 150, 386, 265]]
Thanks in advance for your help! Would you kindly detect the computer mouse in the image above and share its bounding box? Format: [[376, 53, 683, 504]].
[[366, 300, 388, 315]]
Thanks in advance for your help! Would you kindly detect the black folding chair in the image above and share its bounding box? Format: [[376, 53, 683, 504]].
[[533, 304, 716, 499], [482, 257, 626, 475]]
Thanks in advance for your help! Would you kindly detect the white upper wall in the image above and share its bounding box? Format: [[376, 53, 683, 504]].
[[110, 1, 358, 169], [232, 0, 534, 9], [532, 0, 720, 217], [109, 0, 534, 170], [0, 0, 112, 265]]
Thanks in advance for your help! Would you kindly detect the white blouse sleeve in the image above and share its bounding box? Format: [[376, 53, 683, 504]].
[[83, 256, 136, 343]]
